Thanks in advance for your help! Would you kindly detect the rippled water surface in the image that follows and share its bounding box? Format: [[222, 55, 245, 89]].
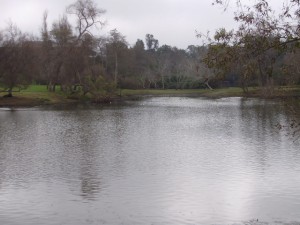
[[0, 97, 300, 225]]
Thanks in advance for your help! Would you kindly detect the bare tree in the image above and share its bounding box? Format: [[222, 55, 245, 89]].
[[66, 0, 106, 40], [41, 15, 75, 92], [40, 11, 56, 90], [94, 35, 108, 72]]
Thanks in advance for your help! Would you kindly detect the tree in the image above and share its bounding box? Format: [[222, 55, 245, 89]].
[[282, 50, 300, 85], [210, 0, 300, 54], [51, 15, 74, 47], [66, 0, 106, 40], [209, 0, 300, 136], [187, 45, 214, 89], [156, 45, 172, 89], [106, 29, 128, 84], [0, 23, 36, 97], [128, 39, 147, 88], [38, 0, 106, 93], [95, 36, 108, 70], [145, 34, 159, 51], [41, 15, 75, 92], [84, 75, 116, 103], [202, 0, 300, 95], [39, 11, 53, 86]]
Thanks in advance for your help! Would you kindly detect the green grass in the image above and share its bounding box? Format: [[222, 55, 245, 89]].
[[1, 85, 300, 107], [120, 87, 246, 97], [22, 85, 49, 92], [1, 85, 51, 93], [20, 85, 69, 104], [17, 85, 300, 97], [121, 89, 207, 96], [0, 85, 75, 107]]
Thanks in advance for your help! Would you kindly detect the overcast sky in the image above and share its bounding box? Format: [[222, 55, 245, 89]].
[[0, 0, 283, 49]]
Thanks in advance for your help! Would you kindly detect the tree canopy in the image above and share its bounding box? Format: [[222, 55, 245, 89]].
[[199, 0, 300, 95]]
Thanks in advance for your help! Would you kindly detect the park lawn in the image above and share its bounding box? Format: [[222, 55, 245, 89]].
[[0, 85, 75, 107], [21, 85, 49, 92], [16, 92, 73, 104]]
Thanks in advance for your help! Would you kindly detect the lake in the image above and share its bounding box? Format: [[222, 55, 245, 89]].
[[0, 97, 299, 225]]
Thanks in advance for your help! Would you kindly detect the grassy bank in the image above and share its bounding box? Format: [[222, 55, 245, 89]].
[[121, 86, 300, 98], [0, 85, 76, 107], [1, 85, 300, 107]]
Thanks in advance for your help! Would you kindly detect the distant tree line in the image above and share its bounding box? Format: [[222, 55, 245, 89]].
[[1, 0, 300, 100]]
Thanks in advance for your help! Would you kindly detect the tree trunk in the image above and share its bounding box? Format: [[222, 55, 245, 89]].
[[140, 77, 145, 88], [114, 53, 118, 84], [162, 75, 165, 89], [4, 87, 13, 97], [204, 78, 213, 90], [148, 79, 152, 89], [48, 81, 56, 92]]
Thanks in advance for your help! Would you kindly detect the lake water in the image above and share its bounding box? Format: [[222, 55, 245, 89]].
[[0, 97, 300, 225]]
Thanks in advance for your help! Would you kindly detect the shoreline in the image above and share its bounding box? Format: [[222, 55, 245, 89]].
[[1, 87, 299, 108]]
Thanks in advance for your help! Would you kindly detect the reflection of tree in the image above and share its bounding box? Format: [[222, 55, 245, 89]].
[[75, 111, 102, 201], [239, 98, 284, 172], [58, 108, 130, 200], [59, 110, 103, 201], [0, 149, 5, 190], [279, 99, 300, 141], [0, 118, 6, 190], [109, 110, 127, 175], [239, 98, 280, 139], [79, 163, 101, 201]]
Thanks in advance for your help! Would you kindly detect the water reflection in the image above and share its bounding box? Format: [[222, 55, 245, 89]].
[[64, 111, 103, 201], [0, 97, 299, 225]]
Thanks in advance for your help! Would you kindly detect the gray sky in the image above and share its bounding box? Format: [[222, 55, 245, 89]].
[[0, 0, 283, 49]]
